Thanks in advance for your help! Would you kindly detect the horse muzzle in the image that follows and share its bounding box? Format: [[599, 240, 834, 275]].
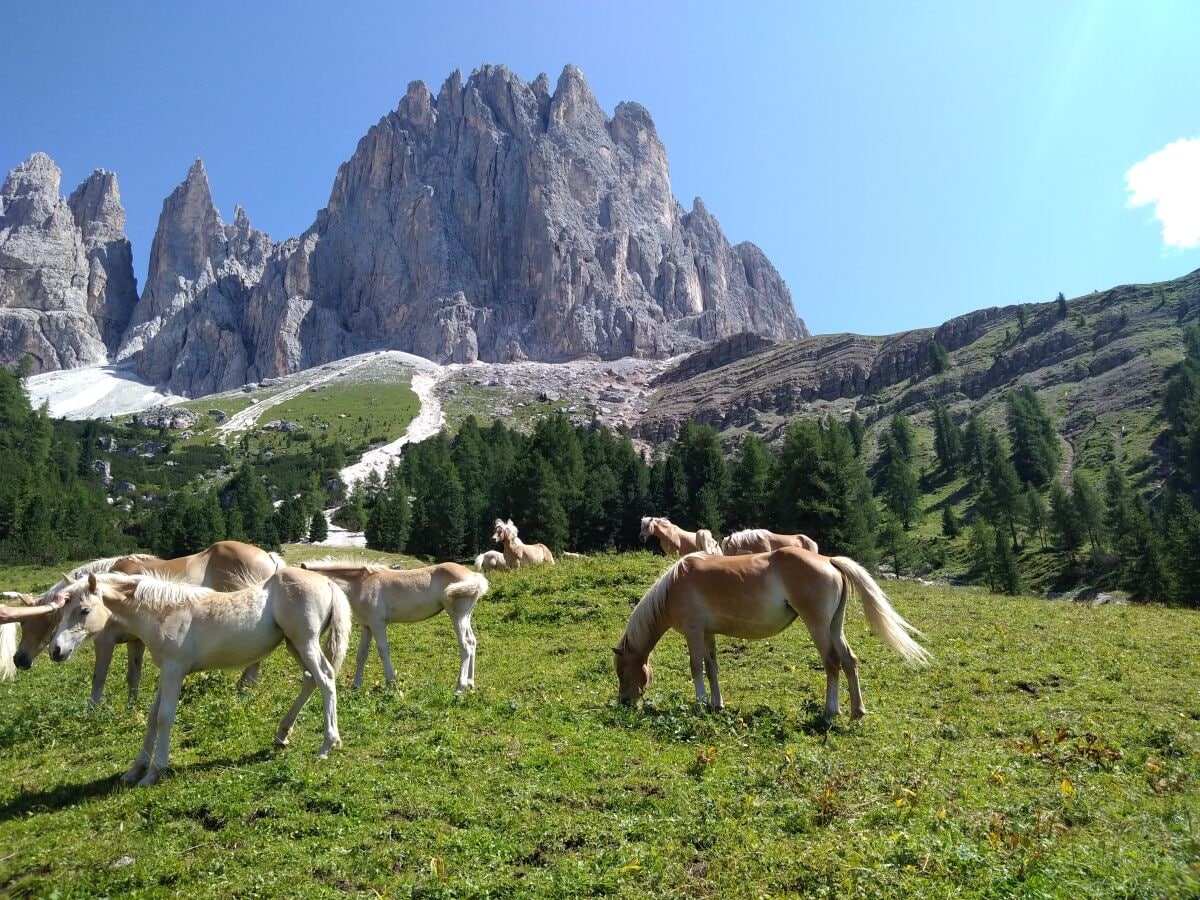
[[13, 650, 32, 670], [49, 644, 71, 663]]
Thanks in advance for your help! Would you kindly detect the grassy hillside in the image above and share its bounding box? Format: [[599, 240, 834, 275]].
[[1, 554, 1196, 897]]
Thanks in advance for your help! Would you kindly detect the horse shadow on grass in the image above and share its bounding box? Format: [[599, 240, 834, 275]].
[[599, 696, 854, 745], [0, 748, 274, 822]]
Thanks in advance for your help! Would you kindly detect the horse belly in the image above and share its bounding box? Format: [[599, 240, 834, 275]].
[[384, 593, 443, 624], [187, 603, 281, 671], [705, 588, 798, 640]]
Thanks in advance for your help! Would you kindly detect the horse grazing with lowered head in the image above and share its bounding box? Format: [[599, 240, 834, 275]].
[[474, 550, 507, 573], [639, 516, 720, 557], [720, 528, 819, 556], [300, 560, 488, 693], [493, 519, 555, 568], [614, 547, 930, 722], [49, 567, 350, 786], [9, 541, 281, 704]]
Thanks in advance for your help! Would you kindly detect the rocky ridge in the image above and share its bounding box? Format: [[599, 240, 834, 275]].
[[0, 153, 138, 372]]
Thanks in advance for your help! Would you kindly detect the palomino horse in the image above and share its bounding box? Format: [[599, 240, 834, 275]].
[[49, 567, 350, 786], [11, 541, 281, 704], [639, 516, 720, 557], [474, 550, 507, 573], [300, 560, 488, 693], [614, 547, 930, 721], [720, 528, 819, 556], [493, 519, 555, 568]]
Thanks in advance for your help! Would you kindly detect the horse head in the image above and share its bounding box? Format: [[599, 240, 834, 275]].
[[613, 641, 653, 704], [48, 573, 136, 662]]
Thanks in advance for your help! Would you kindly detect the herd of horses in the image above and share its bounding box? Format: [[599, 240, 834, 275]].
[[0, 516, 929, 787]]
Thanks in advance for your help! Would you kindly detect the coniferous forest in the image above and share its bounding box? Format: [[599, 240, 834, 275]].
[[5, 325, 1200, 605]]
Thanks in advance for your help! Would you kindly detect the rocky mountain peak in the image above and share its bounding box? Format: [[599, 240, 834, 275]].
[[0, 153, 137, 370]]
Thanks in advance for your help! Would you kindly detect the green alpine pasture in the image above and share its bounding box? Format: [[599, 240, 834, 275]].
[[1, 553, 1197, 897]]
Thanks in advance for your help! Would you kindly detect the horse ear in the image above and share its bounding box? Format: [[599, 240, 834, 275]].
[[61, 573, 72, 585], [87, 573, 98, 592]]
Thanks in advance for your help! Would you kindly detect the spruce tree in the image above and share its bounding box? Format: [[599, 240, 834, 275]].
[[727, 435, 775, 528], [1049, 481, 1082, 557], [932, 401, 963, 474], [309, 509, 328, 543], [1071, 472, 1105, 554], [941, 505, 960, 539], [991, 528, 1022, 595], [1006, 386, 1060, 487]]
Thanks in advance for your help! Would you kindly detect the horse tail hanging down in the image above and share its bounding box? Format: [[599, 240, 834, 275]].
[[0, 623, 16, 680], [828, 557, 931, 665], [695, 529, 721, 555], [323, 580, 353, 674], [445, 572, 490, 604]]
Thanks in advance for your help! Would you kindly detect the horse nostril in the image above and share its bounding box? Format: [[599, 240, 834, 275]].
[[49, 647, 64, 663], [14, 653, 31, 669]]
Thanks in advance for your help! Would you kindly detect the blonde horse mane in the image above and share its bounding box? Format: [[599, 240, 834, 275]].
[[0, 623, 15, 679], [621, 554, 696, 655], [301, 558, 386, 575], [721, 529, 770, 553], [86, 572, 236, 611]]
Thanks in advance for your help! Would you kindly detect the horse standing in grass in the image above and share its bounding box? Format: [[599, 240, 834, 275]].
[[49, 567, 350, 786], [639, 516, 720, 557], [300, 560, 488, 693], [474, 550, 507, 573], [493, 519, 555, 568], [614, 547, 930, 721], [9, 541, 281, 704], [720, 528, 819, 556]]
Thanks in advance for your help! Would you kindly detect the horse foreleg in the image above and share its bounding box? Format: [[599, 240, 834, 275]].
[[371, 623, 397, 686], [123, 686, 160, 784], [450, 610, 477, 693], [351, 628, 372, 689], [139, 667, 184, 787], [89, 634, 117, 707], [684, 631, 710, 706], [125, 639, 145, 707], [704, 635, 723, 710]]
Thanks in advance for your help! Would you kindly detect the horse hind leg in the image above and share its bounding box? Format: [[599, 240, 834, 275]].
[[449, 608, 477, 693], [278, 637, 342, 757], [802, 619, 840, 724], [836, 634, 865, 720], [125, 639, 146, 707], [275, 640, 315, 749], [237, 663, 260, 691]]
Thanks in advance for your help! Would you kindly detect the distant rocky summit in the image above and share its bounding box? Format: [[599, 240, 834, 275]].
[[2, 64, 806, 394], [0, 153, 137, 373]]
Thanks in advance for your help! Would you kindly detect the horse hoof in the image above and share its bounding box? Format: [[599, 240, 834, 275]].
[[850, 708, 866, 722], [274, 736, 289, 749]]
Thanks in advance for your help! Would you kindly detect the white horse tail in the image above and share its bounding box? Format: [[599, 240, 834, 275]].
[[446, 572, 490, 603], [829, 557, 930, 665], [696, 530, 721, 555], [473, 553, 487, 571], [323, 580, 352, 674], [0, 623, 17, 680]]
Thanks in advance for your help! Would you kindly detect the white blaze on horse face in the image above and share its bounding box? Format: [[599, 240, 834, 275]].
[[49, 582, 110, 662]]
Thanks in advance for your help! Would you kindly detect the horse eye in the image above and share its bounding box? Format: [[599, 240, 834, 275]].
[[79, 606, 92, 615]]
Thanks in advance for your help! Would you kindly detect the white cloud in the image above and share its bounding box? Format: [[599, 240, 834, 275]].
[[1125, 136, 1200, 249]]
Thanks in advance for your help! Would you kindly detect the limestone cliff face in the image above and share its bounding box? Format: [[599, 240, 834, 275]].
[[241, 66, 802, 381], [117, 160, 272, 395], [0, 153, 137, 372], [146, 65, 803, 392]]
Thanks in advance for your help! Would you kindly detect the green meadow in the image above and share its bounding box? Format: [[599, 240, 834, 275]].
[[1, 553, 1197, 897]]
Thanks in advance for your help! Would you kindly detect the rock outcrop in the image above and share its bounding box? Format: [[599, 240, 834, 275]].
[[126, 65, 804, 394], [0, 153, 137, 372], [118, 160, 273, 395]]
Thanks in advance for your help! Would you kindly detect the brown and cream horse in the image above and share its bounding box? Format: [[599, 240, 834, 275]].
[[614, 547, 930, 721], [11, 541, 281, 704], [493, 519, 555, 568], [49, 567, 350, 785], [639, 516, 720, 557], [720, 528, 819, 555], [300, 560, 488, 693]]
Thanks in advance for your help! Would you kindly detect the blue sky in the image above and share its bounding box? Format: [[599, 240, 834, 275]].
[[2, 1, 1197, 336]]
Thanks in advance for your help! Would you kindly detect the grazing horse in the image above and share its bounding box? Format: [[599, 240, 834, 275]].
[[474, 550, 507, 573], [492, 519, 555, 568], [10, 541, 281, 704], [49, 567, 350, 786], [613, 547, 930, 721], [639, 516, 720, 557], [300, 560, 488, 693], [720, 528, 819, 556]]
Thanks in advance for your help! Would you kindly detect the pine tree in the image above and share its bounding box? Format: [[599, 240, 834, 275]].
[[967, 520, 995, 586], [941, 505, 960, 539], [991, 527, 1022, 594], [309, 509, 328, 543], [976, 430, 1023, 548], [1071, 472, 1105, 554], [1006, 386, 1060, 487], [727, 435, 774, 528], [932, 402, 963, 474], [1049, 481, 1082, 557], [1023, 486, 1047, 548], [847, 412, 865, 458], [929, 340, 950, 373], [1056, 291, 1068, 318]]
